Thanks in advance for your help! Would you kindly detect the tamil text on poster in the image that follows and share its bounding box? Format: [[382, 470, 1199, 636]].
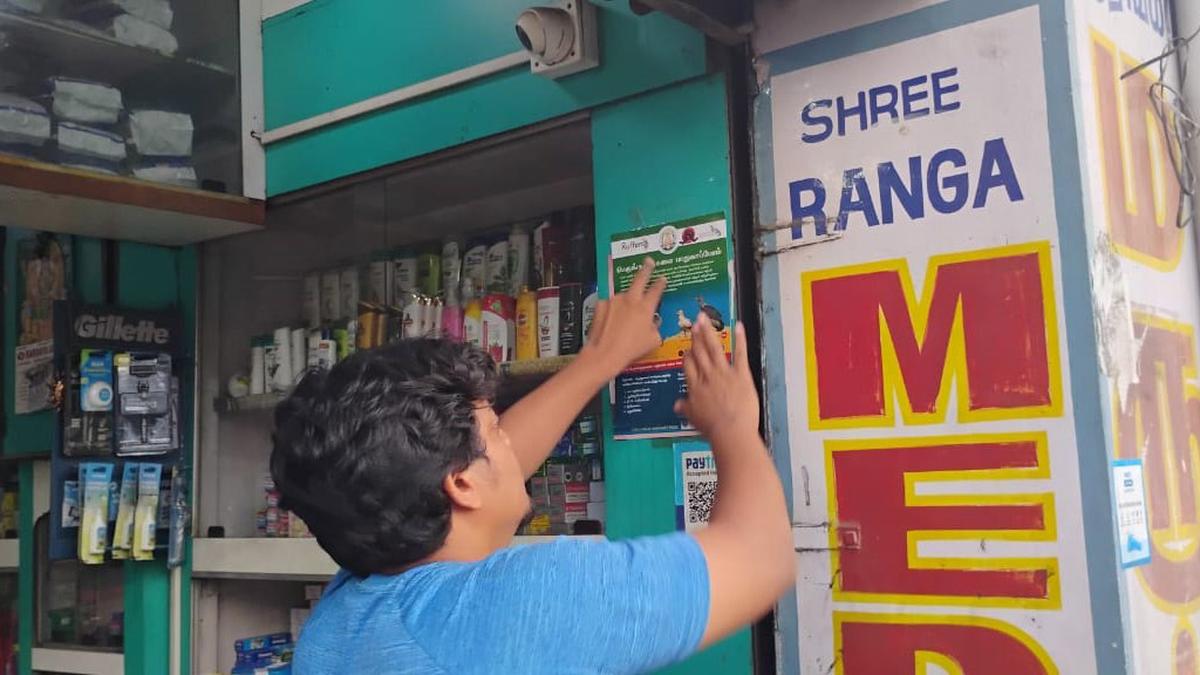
[[609, 216, 732, 439]]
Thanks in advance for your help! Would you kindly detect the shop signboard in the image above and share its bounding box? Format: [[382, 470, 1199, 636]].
[[759, 6, 1096, 672], [1071, 1, 1200, 671]]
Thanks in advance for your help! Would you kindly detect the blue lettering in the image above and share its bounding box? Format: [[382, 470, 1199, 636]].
[[802, 100, 834, 144], [879, 156, 925, 224], [1100, 0, 1173, 37], [868, 85, 900, 126], [785, 138, 1024, 238], [928, 148, 969, 214], [1148, 0, 1163, 33], [931, 68, 961, 114], [1133, 0, 1147, 21], [973, 138, 1025, 208], [901, 75, 931, 119], [838, 91, 869, 137], [836, 168, 880, 230], [789, 177, 828, 238]]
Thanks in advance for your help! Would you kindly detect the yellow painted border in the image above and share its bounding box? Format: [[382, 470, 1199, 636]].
[[832, 611, 1059, 675], [826, 432, 1061, 609], [1114, 312, 1200, 615], [1172, 617, 1197, 675], [915, 650, 964, 675], [1089, 27, 1184, 272], [802, 241, 1063, 431]]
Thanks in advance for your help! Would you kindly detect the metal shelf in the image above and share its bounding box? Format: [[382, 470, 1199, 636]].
[[192, 535, 596, 581]]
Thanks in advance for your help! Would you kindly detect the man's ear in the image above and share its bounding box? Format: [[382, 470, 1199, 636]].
[[444, 463, 485, 511]]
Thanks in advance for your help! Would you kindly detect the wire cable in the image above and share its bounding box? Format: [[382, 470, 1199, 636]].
[[1146, 22, 1199, 228]]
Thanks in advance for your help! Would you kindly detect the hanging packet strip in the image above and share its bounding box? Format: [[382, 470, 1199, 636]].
[[167, 465, 187, 568], [61, 481, 80, 528], [107, 479, 119, 522], [111, 463, 138, 559], [78, 463, 113, 565], [132, 462, 161, 560]]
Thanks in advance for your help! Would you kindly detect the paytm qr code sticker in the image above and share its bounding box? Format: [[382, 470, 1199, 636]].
[[674, 441, 718, 532]]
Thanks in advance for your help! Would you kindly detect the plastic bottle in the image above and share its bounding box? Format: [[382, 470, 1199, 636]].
[[508, 222, 531, 296], [515, 286, 538, 361], [442, 297, 464, 342], [464, 284, 483, 349], [249, 336, 266, 395]]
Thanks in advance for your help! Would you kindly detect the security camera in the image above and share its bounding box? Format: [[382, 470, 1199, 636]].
[[515, 1, 599, 79]]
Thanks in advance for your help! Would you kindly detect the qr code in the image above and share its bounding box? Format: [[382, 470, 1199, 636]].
[[685, 480, 717, 529]]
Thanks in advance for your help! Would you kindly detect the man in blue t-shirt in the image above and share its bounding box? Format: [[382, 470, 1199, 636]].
[[271, 259, 794, 674]]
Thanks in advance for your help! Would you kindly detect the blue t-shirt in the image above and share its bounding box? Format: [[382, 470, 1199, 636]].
[[294, 533, 710, 674]]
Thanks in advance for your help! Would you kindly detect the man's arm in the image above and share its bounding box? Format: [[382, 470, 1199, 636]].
[[677, 316, 796, 647], [500, 258, 666, 477]]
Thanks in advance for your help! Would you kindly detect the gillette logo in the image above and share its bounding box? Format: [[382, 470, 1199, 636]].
[[75, 314, 170, 345]]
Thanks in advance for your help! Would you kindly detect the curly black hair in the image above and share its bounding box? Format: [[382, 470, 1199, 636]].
[[270, 340, 499, 577]]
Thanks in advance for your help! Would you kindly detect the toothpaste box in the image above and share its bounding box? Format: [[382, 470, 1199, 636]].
[[587, 502, 607, 522], [545, 461, 590, 484], [234, 632, 291, 654], [563, 502, 588, 524]]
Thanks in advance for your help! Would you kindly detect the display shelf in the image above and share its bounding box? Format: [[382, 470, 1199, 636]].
[[0, 154, 263, 245], [192, 538, 338, 581], [497, 355, 577, 405], [214, 356, 579, 415], [0, 539, 17, 571], [500, 355, 576, 378], [192, 535, 597, 581], [213, 390, 287, 415], [30, 647, 123, 675], [0, 9, 234, 106]]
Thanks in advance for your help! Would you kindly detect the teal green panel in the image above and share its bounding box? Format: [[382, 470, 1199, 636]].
[[115, 243, 178, 312], [263, 2, 705, 195], [123, 561, 170, 675], [116, 242, 183, 675], [72, 237, 106, 305], [4, 233, 104, 457], [592, 75, 749, 675], [17, 462, 31, 675], [175, 246, 196, 674]]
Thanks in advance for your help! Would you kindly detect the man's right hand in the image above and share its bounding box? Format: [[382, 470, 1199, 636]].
[[674, 315, 758, 443], [681, 313, 796, 649]]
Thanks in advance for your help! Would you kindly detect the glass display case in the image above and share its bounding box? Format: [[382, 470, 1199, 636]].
[[0, 0, 243, 195], [35, 515, 122, 652]]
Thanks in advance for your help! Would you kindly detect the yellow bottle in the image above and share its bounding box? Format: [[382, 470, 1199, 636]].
[[515, 286, 538, 361], [464, 285, 483, 349]]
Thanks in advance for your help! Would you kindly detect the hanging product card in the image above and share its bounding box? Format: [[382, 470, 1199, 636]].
[[14, 339, 54, 414], [1113, 459, 1151, 569], [14, 233, 70, 415], [609, 215, 733, 439], [673, 441, 717, 532]]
